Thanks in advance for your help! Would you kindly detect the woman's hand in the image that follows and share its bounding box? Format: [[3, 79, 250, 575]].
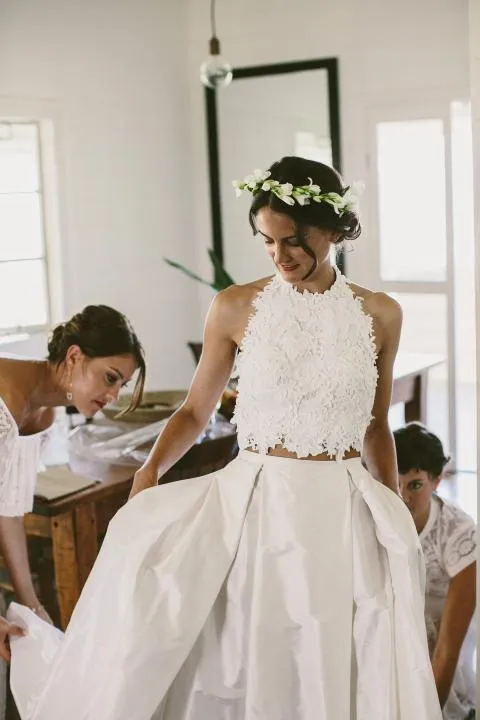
[[0, 616, 25, 662], [129, 466, 158, 500], [0, 517, 54, 634], [32, 603, 54, 625]]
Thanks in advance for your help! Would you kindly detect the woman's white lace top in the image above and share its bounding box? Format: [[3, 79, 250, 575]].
[[232, 267, 378, 458], [0, 397, 47, 516], [420, 495, 476, 717]]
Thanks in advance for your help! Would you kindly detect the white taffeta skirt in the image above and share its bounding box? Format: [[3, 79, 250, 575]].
[[8, 452, 442, 720]]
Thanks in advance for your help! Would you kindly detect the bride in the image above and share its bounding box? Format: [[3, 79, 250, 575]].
[[9, 157, 442, 719]]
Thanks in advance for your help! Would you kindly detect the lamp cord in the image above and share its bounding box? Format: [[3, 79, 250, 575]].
[[210, 0, 216, 38]]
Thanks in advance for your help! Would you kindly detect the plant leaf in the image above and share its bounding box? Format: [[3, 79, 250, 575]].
[[207, 249, 236, 289], [163, 257, 216, 290]]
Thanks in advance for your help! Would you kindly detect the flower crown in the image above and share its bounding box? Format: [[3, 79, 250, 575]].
[[232, 168, 363, 217]]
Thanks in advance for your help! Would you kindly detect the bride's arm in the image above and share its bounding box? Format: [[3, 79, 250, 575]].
[[129, 289, 238, 498], [362, 295, 402, 494]]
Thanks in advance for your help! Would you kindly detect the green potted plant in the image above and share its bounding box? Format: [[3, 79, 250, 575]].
[[163, 248, 235, 292]]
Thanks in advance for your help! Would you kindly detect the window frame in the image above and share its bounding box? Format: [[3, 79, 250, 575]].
[[366, 97, 458, 465], [0, 100, 64, 337]]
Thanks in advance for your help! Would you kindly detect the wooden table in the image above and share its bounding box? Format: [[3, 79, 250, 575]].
[[392, 352, 445, 423], [25, 428, 237, 629]]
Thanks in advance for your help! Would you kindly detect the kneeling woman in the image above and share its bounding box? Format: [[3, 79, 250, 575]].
[[0, 304, 145, 659]]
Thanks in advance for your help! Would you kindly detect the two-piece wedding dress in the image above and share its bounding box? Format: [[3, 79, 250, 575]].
[[9, 268, 442, 719]]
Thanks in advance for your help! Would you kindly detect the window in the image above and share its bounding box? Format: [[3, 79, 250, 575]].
[[376, 119, 447, 282], [371, 101, 477, 473], [0, 121, 50, 333], [451, 101, 476, 471]]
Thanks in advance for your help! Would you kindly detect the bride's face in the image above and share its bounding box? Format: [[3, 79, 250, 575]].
[[254, 207, 335, 283]]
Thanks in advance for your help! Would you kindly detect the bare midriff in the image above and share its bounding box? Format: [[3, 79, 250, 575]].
[[246, 445, 361, 461]]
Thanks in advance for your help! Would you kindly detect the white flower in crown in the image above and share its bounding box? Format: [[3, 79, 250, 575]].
[[341, 181, 364, 213], [269, 181, 295, 205], [272, 182, 295, 206], [232, 169, 271, 197], [306, 177, 321, 194], [261, 179, 280, 191], [280, 182, 293, 194], [242, 169, 270, 189], [293, 192, 310, 206]]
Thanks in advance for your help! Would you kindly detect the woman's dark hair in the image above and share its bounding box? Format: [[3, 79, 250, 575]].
[[249, 156, 362, 279], [48, 305, 145, 414], [393, 422, 451, 478]]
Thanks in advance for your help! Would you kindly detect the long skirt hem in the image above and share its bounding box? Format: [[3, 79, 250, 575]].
[[9, 452, 442, 720]]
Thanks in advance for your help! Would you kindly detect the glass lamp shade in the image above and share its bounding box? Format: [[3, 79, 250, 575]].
[[200, 37, 232, 89]]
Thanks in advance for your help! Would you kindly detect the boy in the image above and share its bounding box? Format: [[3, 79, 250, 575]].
[[394, 423, 476, 720]]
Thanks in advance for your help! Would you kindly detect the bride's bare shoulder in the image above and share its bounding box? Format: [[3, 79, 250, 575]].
[[348, 281, 401, 323], [212, 276, 274, 314], [205, 277, 274, 343], [347, 280, 402, 353]]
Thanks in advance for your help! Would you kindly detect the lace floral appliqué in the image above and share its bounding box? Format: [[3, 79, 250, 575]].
[[0, 398, 46, 516], [232, 269, 378, 458]]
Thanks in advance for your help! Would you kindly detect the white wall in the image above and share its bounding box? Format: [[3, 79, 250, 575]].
[[470, 0, 480, 479], [187, 0, 470, 318], [0, 0, 471, 379], [0, 0, 199, 389]]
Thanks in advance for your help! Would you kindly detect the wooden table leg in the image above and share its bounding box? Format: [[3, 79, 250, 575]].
[[36, 552, 60, 627], [75, 502, 98, 589], [51, 512, 80, 630], [404, 372, 428, 424]]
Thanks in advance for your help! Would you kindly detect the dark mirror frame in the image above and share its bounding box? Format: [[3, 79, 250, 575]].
[[204, 57, 344, 276]]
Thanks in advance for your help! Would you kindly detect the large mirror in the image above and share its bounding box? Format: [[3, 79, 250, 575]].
[[205, 58, 342, 284]]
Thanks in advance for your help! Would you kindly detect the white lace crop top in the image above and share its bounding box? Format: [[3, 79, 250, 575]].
[[231, 267, 378, 458], [0, 397, 47, 516]]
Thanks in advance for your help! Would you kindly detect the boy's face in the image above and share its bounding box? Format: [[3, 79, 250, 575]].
[[399, 469, 441, 529]]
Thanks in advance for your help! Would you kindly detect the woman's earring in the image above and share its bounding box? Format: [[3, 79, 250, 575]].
[[66, 383, 73, 403]]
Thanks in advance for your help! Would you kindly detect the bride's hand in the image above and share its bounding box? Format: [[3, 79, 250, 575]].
[[129, 465, 158, 500]]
